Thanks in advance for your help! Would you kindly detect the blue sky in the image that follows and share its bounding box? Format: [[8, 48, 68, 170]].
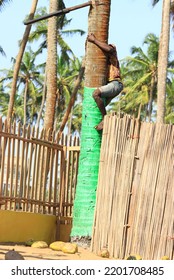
[[0, 0, 173, 69]]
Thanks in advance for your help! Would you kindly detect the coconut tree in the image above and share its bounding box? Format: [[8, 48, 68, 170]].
[[0, 48, 43, 123], [152, 0, 171, 123], [71, 0, 111, 240], [165, 75, 174, 123], [43, 0, 59, 132], [0, 0, 12, 9], [16, 49, 44, 124], [0, 46, 6, 56], [7, 0, 38, 124], [112, 31, 174, 122], [112, 33, 159, 121], [42, 0, 86, 133], [28, 3, 85, 128], [0, 82, 9, 114]]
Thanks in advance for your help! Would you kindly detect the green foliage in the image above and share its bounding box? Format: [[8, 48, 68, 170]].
[[165, 77, 174, 123], [0, 2, 84, 134], [54, 56, 83, 134], [27, 6, 85, 63], [111, 33, 174, 122], [0, 48, 44, 123], [0, 0, 12, 11], [152, 0, 160, 7]]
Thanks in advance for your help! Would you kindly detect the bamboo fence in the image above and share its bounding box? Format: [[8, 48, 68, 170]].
[[91, 114, 174, 260], [0, 116, 80, 217]]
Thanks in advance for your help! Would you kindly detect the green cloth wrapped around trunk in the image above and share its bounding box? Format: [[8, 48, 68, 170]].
[[71, 86, 103, 237]]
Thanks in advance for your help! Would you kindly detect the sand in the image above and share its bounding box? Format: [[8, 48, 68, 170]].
[[0, 244, 108, 260]]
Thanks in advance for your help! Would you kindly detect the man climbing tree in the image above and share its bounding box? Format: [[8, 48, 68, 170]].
[[87, 33, 123, 130]]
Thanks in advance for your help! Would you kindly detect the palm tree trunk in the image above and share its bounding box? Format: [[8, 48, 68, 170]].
[[7, 0, 38, 125], [156, 0, 170, 123], [38, 0, 58, 213], [71, 0, 111, 239], [44, 0, 58, 131], [147, 75, 156, 122], [24, 80, 28, 125], [36, 70, 47, 127]]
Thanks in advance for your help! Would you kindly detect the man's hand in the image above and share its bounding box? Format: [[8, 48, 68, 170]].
[[87, 33, 96, 43], [86, 33, 112, 54]]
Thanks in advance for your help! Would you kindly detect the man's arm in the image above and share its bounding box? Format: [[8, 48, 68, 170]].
[[87, 33, 115, 54]]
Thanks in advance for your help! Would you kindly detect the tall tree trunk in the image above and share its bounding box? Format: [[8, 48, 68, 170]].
[[71, 0, 111, 239], [44, 0, 58, 131], [36, 70, 47, 127], [156, 0, 170, 123], [39, 0, 58, 213], [24, 80, 28, 125], [147, 75, 156, 122], [7, 0, 38, 124]]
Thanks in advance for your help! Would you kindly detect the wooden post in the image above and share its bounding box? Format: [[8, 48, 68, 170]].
[[24, 1, 92, 25]]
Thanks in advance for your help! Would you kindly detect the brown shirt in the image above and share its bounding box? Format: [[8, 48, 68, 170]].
[[107, 44, 121, 82]]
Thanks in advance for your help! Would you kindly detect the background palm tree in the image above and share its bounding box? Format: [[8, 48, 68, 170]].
[[0, 48, 43, 123], [42, 0, 84, 133], [71, 0, 111, 240], [0, 82, 9, 115], [152, 0, 171, 123], [0, 46, 6, 56], [165, 74, 174, 123], [16, 49, 43, 124], [0, 2, 85, 130], [0, 0, 12, 9], [7, 0, 38, 124], [113, 33, 159, 121], [43, 0, 59, 132], [111, 32, 174, 122], [27, 3, 85, 130]]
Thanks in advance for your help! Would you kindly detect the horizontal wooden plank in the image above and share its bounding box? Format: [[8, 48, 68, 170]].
[[66, 146, 80, 151]]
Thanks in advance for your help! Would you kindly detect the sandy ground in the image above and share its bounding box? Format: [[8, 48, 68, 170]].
[[0, 244, 108, 260]]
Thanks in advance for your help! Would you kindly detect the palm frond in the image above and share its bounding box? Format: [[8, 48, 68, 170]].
[[0, 46, 6, 56], [152, 0, 160, 7], [0, 0, 12, 11]]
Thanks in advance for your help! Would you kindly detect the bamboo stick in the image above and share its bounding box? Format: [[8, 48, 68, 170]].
[[0, 132, 63, 150], [5, 119, 11, 210], [9, 121, 16, 210], [22, 125, 30, 210], [26, 125, 35, 212], [65, 135, 72, 216], [30, 126, 39, 212], [24, 1, 92, 25], [0, 119, 7, 209], [14, 122, 21, 211]]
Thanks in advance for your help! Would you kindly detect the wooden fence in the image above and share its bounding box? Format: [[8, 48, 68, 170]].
[[91, 114, 174, 260], [0, 116, 80, 217]]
